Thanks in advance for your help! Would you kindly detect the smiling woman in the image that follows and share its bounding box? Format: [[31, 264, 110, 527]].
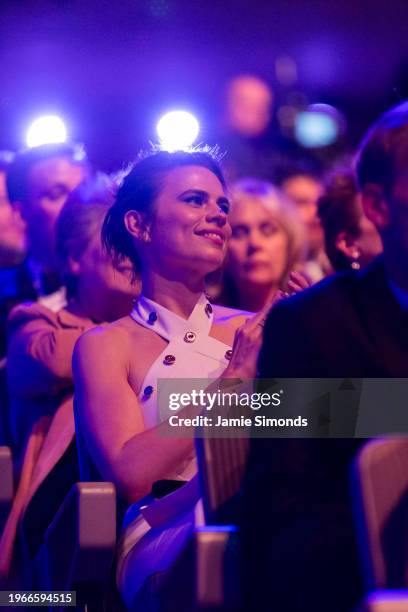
[[72, 149, 278, 609]]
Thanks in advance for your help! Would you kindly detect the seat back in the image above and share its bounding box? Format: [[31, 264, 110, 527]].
[[352, 437, 408, 591], [0, 445, 13, 533], [196, 435, 249, 524], [36, 482, 116, 597], [364, 590, 408, 611], [0, 358, 11, 446]]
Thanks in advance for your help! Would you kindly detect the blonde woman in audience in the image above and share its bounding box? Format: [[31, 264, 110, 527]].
[[217, 178, 310, 311]]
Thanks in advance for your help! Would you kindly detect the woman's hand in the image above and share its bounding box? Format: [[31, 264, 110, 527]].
[[223, 292, 283, 379], [286, 270, 313, 295]]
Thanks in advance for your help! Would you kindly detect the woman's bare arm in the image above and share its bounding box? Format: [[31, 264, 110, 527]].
[[73, 301, 275, 503], [73, 326, 197, 503]]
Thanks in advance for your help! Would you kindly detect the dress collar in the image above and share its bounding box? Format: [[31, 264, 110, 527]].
[[130, 293, 213, 342]]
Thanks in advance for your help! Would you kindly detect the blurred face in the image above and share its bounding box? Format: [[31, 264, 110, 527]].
[[75, 230, 139, 323], [144, 165, 231, 278], [226, 76, 273, 138], [226, 199, 289, 289], [23, 156, 86, 266], [0, 171, 26, 267], [282, 175, 323, 254]]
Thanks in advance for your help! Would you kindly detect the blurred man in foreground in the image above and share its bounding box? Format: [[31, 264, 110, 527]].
[[243, 102, 408, 611]]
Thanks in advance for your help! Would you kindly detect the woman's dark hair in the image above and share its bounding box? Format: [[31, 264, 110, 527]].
[[102, 149, 226, 269], [318, 169, 362, 271], [56, 173, 117, 298]]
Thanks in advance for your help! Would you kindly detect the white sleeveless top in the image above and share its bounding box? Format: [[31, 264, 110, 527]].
[[129, 292, 232, 479], [131, 293, 231, 423], [116, 293, 232, 584]]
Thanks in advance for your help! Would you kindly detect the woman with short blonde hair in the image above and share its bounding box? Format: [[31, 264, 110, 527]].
[[220, 178, 308, 311]]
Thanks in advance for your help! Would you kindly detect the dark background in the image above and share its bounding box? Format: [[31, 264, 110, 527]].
[[0, 0, 407, 170]]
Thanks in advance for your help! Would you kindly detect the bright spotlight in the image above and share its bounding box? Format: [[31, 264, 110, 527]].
[[156, 111, 199, 152], [26, 115, 67, 148], [295, 104, 344, 148]]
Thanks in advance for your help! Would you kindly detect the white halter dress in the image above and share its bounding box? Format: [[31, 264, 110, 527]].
[[116, 293, 231, 607]]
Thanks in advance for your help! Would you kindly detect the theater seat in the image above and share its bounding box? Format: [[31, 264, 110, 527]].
[[363, 590, 408, 611], [195, 525, 239, 609], [352, 437, 408, 611], [34, 482, 117, 610], [0, 446, 13, 533], [190, 435, 248, 609], [353, 437, 408, 590], [0, 358, 11, 445]]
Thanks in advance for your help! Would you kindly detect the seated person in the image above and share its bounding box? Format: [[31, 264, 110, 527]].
[[281, 170, 331, 281], [215, 178, 309, 310], [242, 102, 408, 612], [0, 151, 27, 360], [0, 175, 139, 579], [318, 168, 382, 271], [72, 150, 273, 610]]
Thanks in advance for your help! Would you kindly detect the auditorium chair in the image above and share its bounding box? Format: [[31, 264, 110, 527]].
[[194, 435, 248, 609], [0, 443, 117, 610], [353, 437, 408, 611], [0, 357, 11, 445], [157, 435, 248, 610], [0, 445, 13, 533], [9, 422, 249, 610], [0, 360, 13, 536], [363, 590, 408, 611], [33, 481, 117, 611]]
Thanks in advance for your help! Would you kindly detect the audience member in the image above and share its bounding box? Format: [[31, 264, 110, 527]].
[[0, 152, 27, 358], [242, 101, 408, 611], [218, 74, 320, 184], [218, 75, 278, 182], [218, 178, 308, 311], [0, 152, 26, 269], [318, 168, 382, 271], [72, 150, 272, 610], [6, 142, 89, 307], [281, 170, 331, 280], [225, 75, 273, 140], [0, 175, 139, 580]]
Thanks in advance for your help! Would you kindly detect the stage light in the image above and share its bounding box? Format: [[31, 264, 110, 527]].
[[294, 104, 344, 148], [156, 111, 199, 152], [26, 115, 67, 148]]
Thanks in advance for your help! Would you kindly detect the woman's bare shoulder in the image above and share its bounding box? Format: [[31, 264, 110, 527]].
[[213, 304, 253, 330], [74, 315, 159, 360], [74, 316, 136, 357]]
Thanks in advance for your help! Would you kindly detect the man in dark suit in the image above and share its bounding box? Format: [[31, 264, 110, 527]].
[[242, 102, 408, 611], [6, 143, 88, 298], [0, 143, 89, 358]]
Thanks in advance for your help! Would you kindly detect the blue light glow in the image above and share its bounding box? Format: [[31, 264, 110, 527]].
[[295, 104, 341, 148]]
